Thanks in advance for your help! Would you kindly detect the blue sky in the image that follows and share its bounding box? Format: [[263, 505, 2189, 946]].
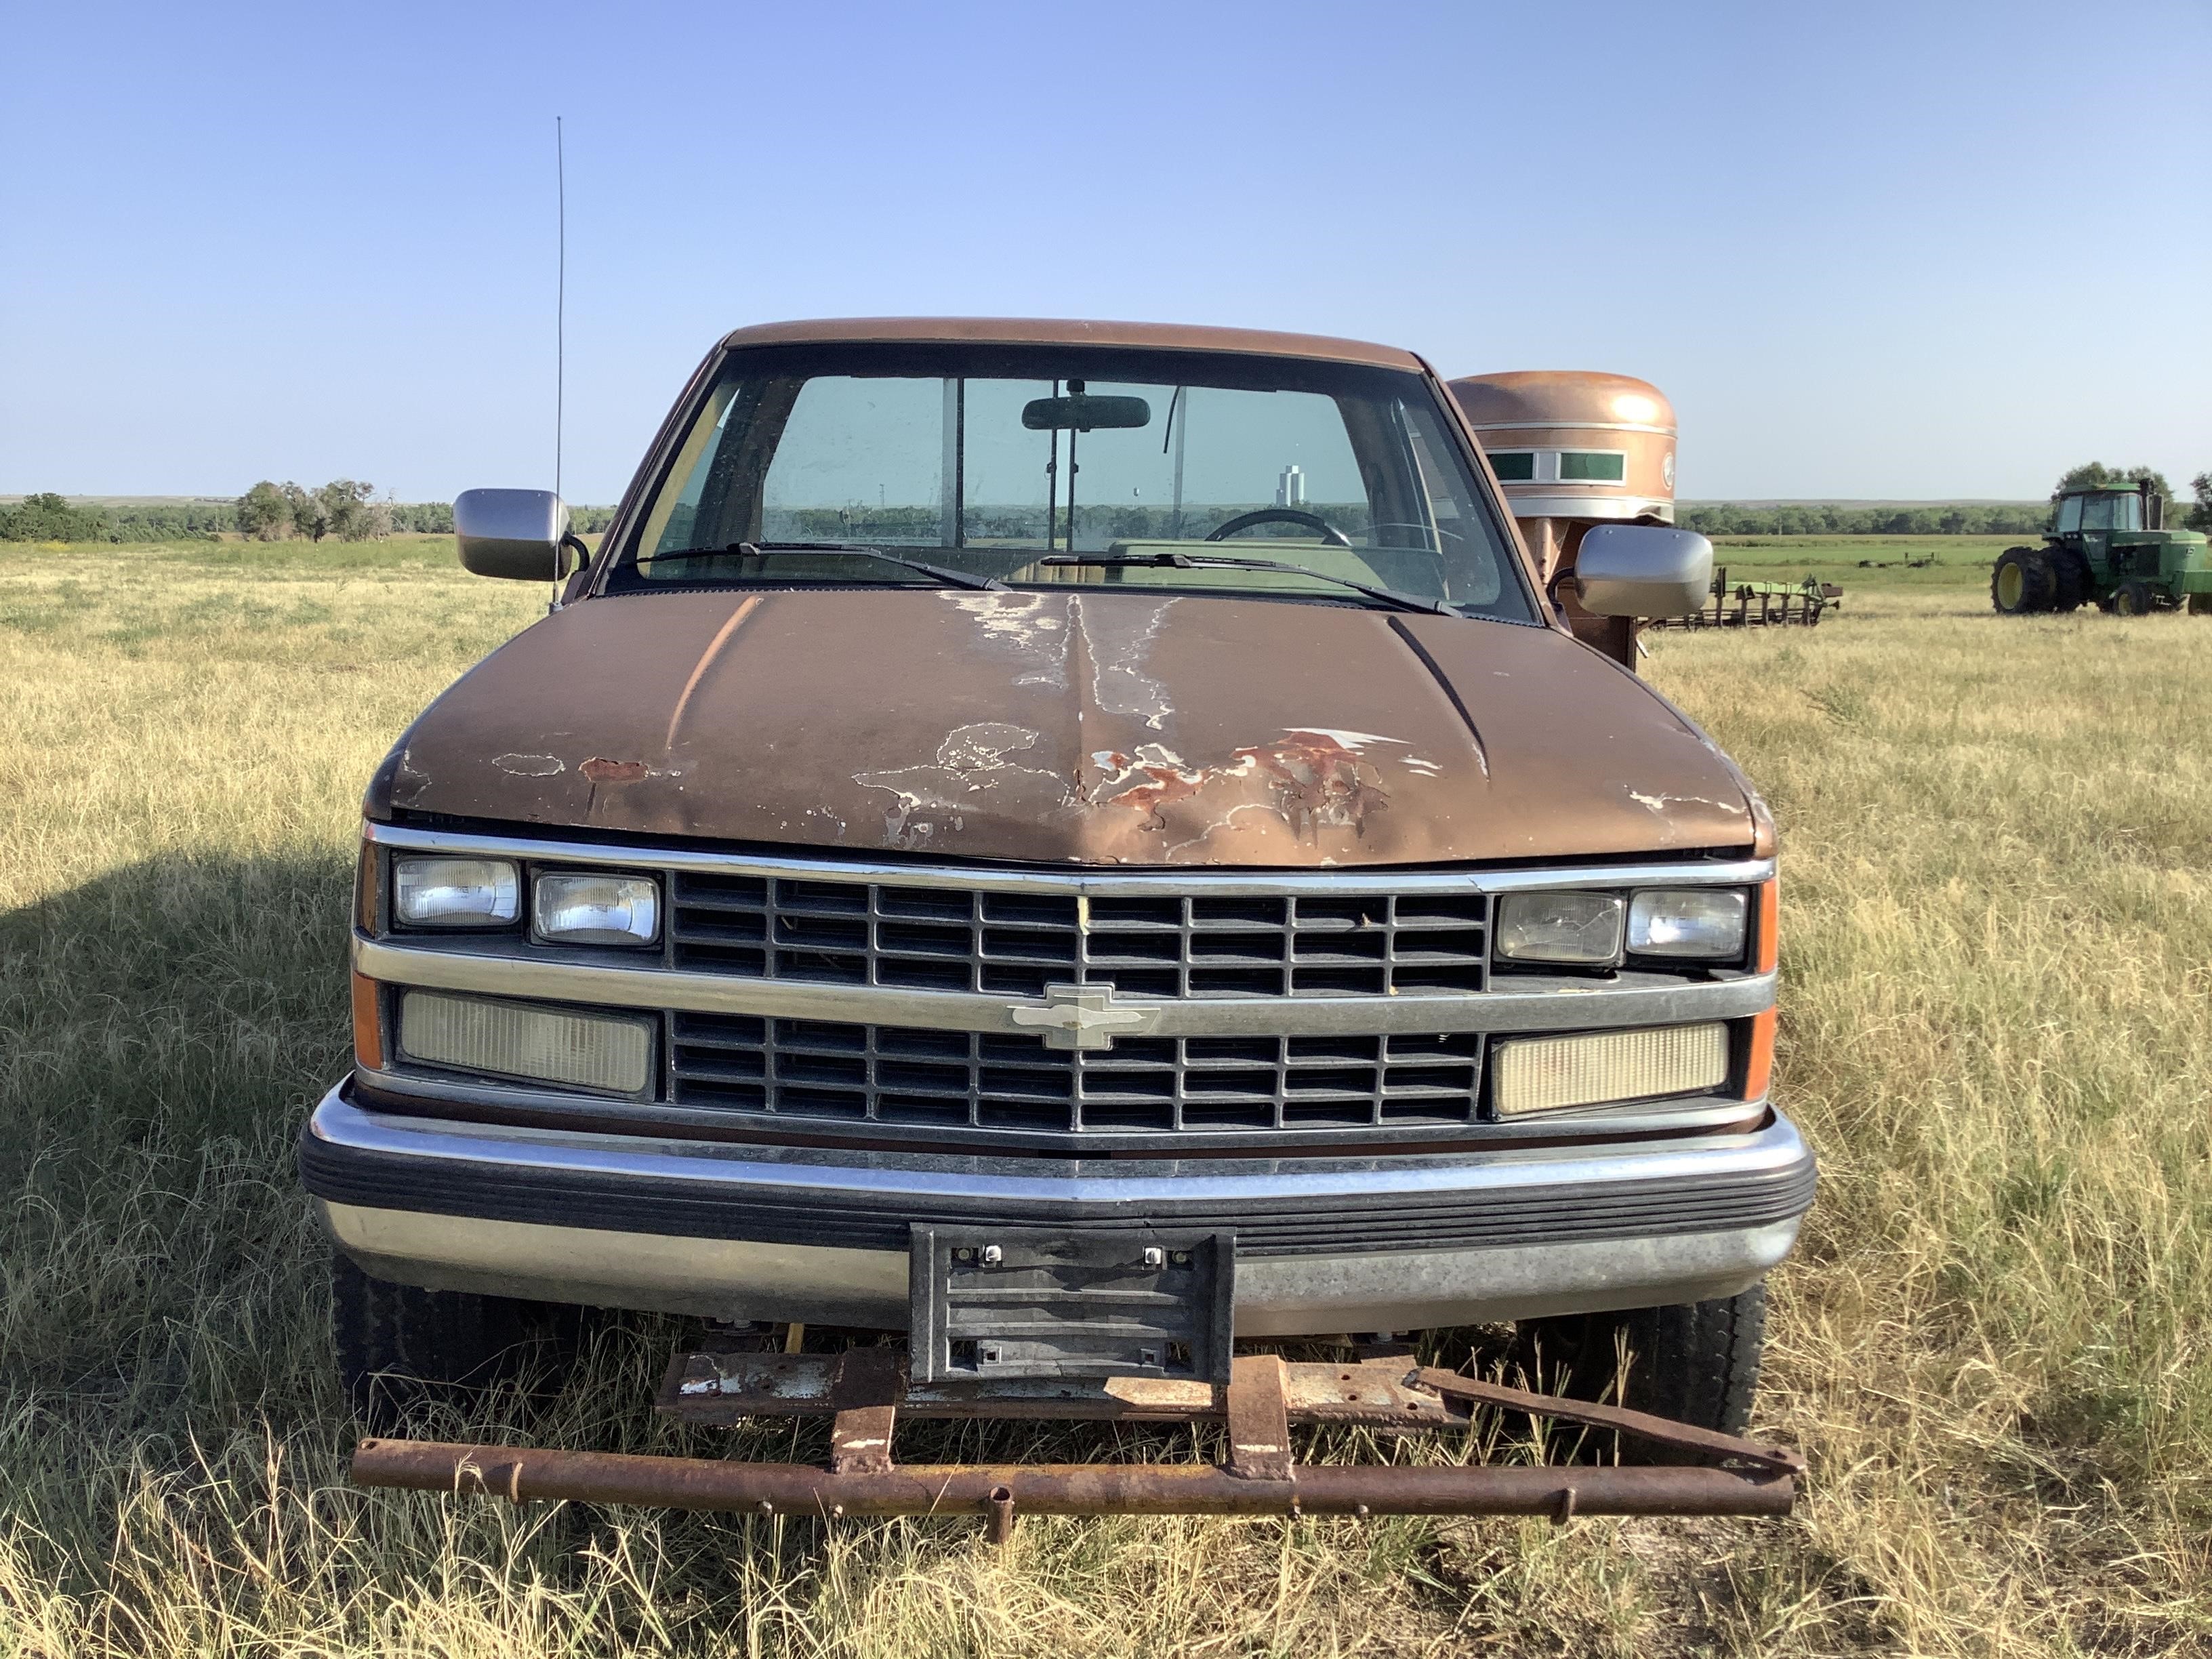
[[3, 1, 2206, 504]]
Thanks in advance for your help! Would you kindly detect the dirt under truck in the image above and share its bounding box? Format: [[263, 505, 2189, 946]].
[[306, 319, 1815, 1529]]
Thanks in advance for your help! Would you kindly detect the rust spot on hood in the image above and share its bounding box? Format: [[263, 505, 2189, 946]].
[[1084, 729, 1409, 844], [581, 757, 653, 784]]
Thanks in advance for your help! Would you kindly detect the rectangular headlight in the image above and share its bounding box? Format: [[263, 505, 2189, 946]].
[[1496, 891, 1624, 966], [398, 991, 652, 1094], [393, 857, 519, 928], [535, 872, 660, 947], [1628, 888, 1748, 960], [1493, 1023, 1729, 1116]]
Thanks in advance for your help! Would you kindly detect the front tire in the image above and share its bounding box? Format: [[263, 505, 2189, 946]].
[[332, 1250, 578, 1433], [2112, 580, 2156, 617], [1515, 1282, 1767, 1443]]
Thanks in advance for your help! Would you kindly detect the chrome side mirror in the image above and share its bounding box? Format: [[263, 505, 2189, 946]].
[[455, 488, 575, 581], [1574, 525, 1714, 617]]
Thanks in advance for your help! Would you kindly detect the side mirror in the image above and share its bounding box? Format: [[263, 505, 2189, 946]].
[[455, 488, 574, 580], [1574, 524, 1714, 617]]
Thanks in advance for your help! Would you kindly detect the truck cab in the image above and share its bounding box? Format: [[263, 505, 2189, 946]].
[[302, 319, 1813, 1435]]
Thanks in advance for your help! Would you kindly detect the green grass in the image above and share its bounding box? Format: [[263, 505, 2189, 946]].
[[1705, 534, 2023, 598], [2, 536, 2208, 1654]]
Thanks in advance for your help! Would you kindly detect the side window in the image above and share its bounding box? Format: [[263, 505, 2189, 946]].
[[2113, 493, 2142, 531], [1486, 450, 1536, 482], [2055, 496, 2083, 534], [1559, 451, 1626, 483]]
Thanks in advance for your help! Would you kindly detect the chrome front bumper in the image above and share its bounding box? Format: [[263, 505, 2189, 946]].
[[304, 1085, 1814, 1336]]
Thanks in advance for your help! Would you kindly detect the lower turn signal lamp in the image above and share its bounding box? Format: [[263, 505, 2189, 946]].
[[397, 991, 652, 1094], [1493, 1022, 1729, 1117]]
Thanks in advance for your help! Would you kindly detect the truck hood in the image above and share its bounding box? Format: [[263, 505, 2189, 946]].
[[375, 588, 1755, 866]]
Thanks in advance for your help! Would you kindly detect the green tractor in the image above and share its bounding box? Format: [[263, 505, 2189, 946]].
[[1992, 481, 2212, 617]]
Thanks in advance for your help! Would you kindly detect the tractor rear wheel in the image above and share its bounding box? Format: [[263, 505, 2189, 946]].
[[2048, 548, 2089, 613], [1992, 547, 2051, 614], [2112, 581, 2156, 617]]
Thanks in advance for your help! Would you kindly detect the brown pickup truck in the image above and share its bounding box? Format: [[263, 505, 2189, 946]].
[[305, 318, 1809, 1446]]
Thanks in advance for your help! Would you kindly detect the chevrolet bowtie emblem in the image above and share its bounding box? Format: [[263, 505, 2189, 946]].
[[1008, 983, 1160, 1051]]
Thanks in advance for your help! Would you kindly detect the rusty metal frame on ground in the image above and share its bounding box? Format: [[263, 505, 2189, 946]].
[[350, 1343, 1804, 1537], [1650, 569, 1843, 630]]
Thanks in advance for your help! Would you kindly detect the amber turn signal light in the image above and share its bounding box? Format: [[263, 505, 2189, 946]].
[[352, 972, 386, 1071], [1742, 1008, 1776, 1101]]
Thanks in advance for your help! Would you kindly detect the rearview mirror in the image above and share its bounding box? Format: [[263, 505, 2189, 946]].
[[1574, 525, 1714, 617], [1021, 394, 1151, 432], [455, 487, 574, 580]]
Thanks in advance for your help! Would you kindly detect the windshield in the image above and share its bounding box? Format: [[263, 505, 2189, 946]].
[[608, 342, 1534, 621]]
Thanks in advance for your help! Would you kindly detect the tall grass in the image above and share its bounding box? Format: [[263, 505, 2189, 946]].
[[1, 541, 2206, 1654]]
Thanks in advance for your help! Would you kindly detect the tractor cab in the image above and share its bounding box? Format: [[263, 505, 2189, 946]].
[[2051, 484, 2160, 539]]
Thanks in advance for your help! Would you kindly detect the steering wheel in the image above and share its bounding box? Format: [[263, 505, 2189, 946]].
[[1204, 508, 1351, 548]]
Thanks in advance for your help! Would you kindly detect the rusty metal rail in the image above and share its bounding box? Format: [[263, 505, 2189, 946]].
[[348, 1345, 1803, 1536], [350, 1439, 1796, 1521]]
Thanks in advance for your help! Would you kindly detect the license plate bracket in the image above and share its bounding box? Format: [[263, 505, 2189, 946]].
[[909, 1226, 1235, 1386]]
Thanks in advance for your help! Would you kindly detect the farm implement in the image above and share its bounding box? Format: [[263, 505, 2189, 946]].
[[350, 1332, 1805, 1539], [1650, 568, 1841, 630]]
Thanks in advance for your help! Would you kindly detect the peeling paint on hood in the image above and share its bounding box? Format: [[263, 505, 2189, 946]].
[[373, 588, 1755, 866]]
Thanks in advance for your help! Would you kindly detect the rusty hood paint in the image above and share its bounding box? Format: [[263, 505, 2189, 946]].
[[373, 589, 1755, 865]]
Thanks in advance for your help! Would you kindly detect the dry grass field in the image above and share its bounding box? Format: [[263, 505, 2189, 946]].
[[1, 533, 2207, 1655]]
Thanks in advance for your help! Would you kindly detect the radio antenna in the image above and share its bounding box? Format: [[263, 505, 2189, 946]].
[[555, 115, 567, 500], [552, 115, 566, 611]]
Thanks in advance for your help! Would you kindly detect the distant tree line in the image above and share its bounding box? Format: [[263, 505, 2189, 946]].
[[237, 480, 391, 541], [5, 464, 2205, 544], [0, 489, 617, 542], [1677, 502, 2051, 536], [0, 493, 113, 541], [1679, 466, 2212, 536]]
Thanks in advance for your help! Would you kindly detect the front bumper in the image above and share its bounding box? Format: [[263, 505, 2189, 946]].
[[303, 1083, 1814, 1336]]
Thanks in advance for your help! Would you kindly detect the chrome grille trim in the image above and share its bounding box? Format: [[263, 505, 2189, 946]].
[[355, 935, 1777, 1040], [363, 821, 1773, 897]]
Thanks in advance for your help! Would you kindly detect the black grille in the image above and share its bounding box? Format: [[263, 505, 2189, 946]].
[[669, 1011, 1481, 1134], [670, 874, 1490, 998]]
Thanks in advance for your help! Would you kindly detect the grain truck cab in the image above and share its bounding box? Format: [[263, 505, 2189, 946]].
[[303, 320, 1812, 1455]]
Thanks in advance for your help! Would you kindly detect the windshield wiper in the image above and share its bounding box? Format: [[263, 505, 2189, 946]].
[[635, 541, 1005, 592], [1038, 553, 1458, 615]]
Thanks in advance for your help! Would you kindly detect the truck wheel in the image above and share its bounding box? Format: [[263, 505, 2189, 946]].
[[2048, 549, 2089, 613], [1515, 1282, 1766, 1443], [1991, 547, 2051, 614], [2190, 594, 2212, 616], [331, 1250, 577, 1432], [2112, 581, 2156, 617]]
